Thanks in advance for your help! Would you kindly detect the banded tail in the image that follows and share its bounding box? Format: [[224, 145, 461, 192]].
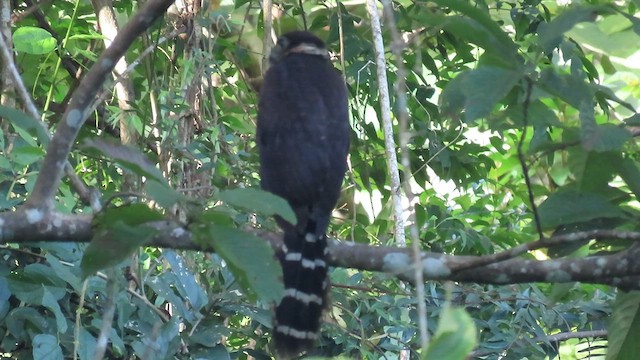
[[274, 223, 329, 358]]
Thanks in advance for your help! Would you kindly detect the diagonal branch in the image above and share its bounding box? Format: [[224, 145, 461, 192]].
[[0, 21, 94, 205], [25, 0, 176, 211]]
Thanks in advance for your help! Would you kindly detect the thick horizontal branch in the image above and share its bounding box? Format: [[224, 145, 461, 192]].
[[2, 210, 640, 289]]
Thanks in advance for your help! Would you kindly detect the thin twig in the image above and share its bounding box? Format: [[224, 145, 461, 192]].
[[380, 0, 429, 350], [93, 269, 118, 360], [298, 0, 307, 30], [337, 0, 346, 83], [11, 0, 53, 23], [451, 229, 637, 272], [517, 78, 544, 239], [73, 280, 89, 360], [93, 26, 185, 109], [262, 0, 273, 74]]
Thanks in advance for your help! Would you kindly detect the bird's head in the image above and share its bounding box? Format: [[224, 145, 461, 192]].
[[269, 31, 330, 64]]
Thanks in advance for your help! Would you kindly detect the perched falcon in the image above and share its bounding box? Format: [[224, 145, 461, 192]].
[[257, 31, 350, 358]]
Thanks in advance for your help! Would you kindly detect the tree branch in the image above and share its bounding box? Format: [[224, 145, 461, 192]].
[[3, 210, 640, 289], [0, 15, 95, 205], [25, 0, 175, 211]]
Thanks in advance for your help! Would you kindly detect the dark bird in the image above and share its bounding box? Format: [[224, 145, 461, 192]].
[[257, 31, 350, 358]]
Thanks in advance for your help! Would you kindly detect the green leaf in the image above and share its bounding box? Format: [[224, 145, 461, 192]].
[[219, 188, 296, 225], [537, 191, 624, 230], [143, 179, 184, 209], [424, 306, 477, 360], [46, 253, 82, 292], [441, 67, 521, 122], [567, 21, 640, 58], [5, 308, 48, 340], [439, 73, 467, 120], [147, 271, 198, 323], [617, 158, 640, 201], [131, 316, 179, 358], [582, 124, 632, 152], [539, 69, 596, 110], [67, 32, 105, 41], [7, 264, 66, 304], [607, 291, 640, 360], [578, 100, 631, 152], [77, 328, 98, 360], [568, 150, 618, 193], [82, 205, 163, 278], [13, 27, 57, 55], [163, 251, 207, 311], [32, 334, 64, 360], [578, 100, 598, 151], [41, 287, 67, 333], [82, 138, 165, 182], [189, 321, 230, 347], [428, 0, 518, 66], [0, 105, 50, 145], [94, 203, 165, 227], [201, 224, 283, 303], [537, 6, 602, 53], [10, 145, 45, 166], [81, 222, 156, 278], [82, 138, 183, 207]]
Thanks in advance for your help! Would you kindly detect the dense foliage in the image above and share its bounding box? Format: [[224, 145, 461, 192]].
[[1, 0, 640, 359]]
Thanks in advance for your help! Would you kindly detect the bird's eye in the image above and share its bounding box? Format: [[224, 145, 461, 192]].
[[278, 37, 289, 48]]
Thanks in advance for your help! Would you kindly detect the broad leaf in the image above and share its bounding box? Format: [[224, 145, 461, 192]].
[[13, 27, 56, 55], [93, 203, 164, 228], [219, 188, 296, 224], [0, 105, 50, 145], [7, 264, 66, 304], [163, 251, 207, 311], [82, 205, 163, 278], [538, 69, 594, 109], [32, 334, 64, 360], [441, 66, 521, 122], [617, 158, 640, 201], [82, 139, 183, 207], [424, 305, 477, 360], [429, 0, 518, 66], [538, 6, 602, 53], [607, 291, 640, 360], [144, 179, 184, 209], [537, 191, 624, 230], [81, 221, 157, 278], [200, 224, 283, 304], [82, 138, 165, 182]]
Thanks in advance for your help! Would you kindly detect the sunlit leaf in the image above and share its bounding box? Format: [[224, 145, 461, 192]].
[[13, 27, 56, 55], [538, 6, 602, 53], [441, 66, 521, 122]]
